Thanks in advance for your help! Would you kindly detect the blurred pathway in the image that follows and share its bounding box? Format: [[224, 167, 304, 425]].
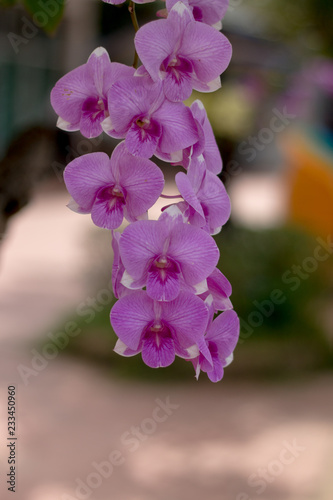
[[0, 180, 92, 343]]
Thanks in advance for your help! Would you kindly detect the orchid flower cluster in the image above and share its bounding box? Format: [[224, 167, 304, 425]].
[[50, 0, 240, 382]]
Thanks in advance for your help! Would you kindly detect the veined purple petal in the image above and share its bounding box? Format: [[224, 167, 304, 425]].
[[168, 221, 219, 284], [204, 267, 233, 311], [106, 76, 165, 148], [91, 188, 125, 229], [112, 142, 164, 220], [126, 118, 161, 158], [51, 64, 92, 129], [147, 256, 181, 301], [181, 22, 232, 82], [155, 100, 198, 153], [175, 171, 205, 225], [110, 290, 155, 350], [191, 99, 222, 174], [63, 152, 114, 211], [161, 291, 208, 348], [142, 331, 176, 368], [80, 96, 108, 138], [163, 56, 194, 102], [107, 76, 153, 136], [166, 1, 194, 34], [206, 350, 224, 382], [198, 168, 231, 231], [86, 47, 112, 96], [135, 19, 179, 82], [206, 310, 240, 360], [119, 220, 169, 280]]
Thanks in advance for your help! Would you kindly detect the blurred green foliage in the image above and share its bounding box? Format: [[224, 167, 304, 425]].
[[248, 0, 333, 56]]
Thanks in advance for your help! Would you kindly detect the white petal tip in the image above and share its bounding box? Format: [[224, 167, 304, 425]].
[[173, 1, 189, 16], [56, 117, 76, 131], [193, 279, 208, 295], [224, 353, 234, 367], [92, 46, 109, 58], [185, 344, 199, 359]]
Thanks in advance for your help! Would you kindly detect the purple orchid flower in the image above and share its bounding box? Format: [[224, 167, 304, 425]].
[[175, 155, 231, 234], [166, 0, 229, 29], [103, 75, 198, 159], [135, 1, 232, 102], [111, 290, 208, 368], [193, 309, 239, 382], [50, 47, 134, 138], [118, 210, 219, 301], [63, 141, 164, 230]]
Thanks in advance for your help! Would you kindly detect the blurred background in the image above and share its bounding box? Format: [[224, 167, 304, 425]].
[[0, 0, 333, 499]]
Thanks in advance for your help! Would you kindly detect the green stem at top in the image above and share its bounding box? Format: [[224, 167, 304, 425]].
[[128, 1, 139, 68]]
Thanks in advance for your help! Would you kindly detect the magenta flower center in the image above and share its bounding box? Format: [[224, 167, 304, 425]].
[[144, 321, 172, 346], [97, 185, 126, 210], [136, 117, 151, 129], [82, 96, 108, 122], [148, 255, 181, 283], [161, 55, 193, 83]]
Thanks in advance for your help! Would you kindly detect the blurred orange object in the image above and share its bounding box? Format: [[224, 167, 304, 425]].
[[282, 127, 333, 238]]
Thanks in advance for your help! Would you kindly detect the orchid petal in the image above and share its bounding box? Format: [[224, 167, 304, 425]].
[[206, 310, 240, 360], [119, 220, 169, 280], [63, 152, 113, 211], [168, 222, 219, 285], [181, 22, 232, 82], [91, 194, 124, 229], [161, 292, 208, 347], [142, 334, 175, 368], [125, 119, 161, 158], [114, 339, 141, 357], [155, 100, 198, 153], [110, 290, 155, 350], [135, 19, 179, 82]]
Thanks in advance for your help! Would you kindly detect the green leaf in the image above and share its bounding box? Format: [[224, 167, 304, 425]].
[[22, 0, 65, 34]]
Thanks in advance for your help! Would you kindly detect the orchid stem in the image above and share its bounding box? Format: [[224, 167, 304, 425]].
[[128, 1, 139, 68], [160, 194, 183, 199]]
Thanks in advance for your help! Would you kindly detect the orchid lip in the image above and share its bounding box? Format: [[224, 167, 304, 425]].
[[154, 256, 168, 269], [96, 185, 126, 209], [136, 117, 150, 128], [111, 186, 125, 198]]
